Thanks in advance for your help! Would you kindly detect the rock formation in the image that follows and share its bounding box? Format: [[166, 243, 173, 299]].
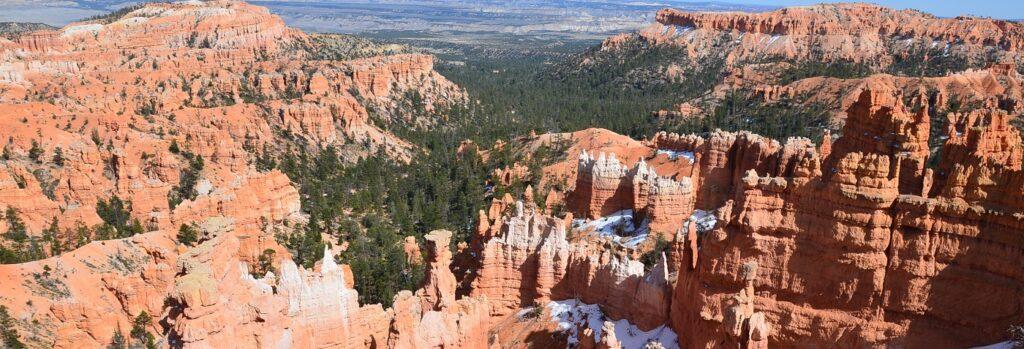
[[478, 82, 1023, 348], [0, 1, 468, 347], [1, 2, 1022, 348], [661, 83, 1024, 348], [721, 262, 769, 349], [166, 226, 489, 349], [649, 3, 1024, 65], [471, 202, 672, 331], [570, 150, 696, 238], [0, 0, 462, 238], [416, 230, 457, 312], [602, 2, 1024, 133]]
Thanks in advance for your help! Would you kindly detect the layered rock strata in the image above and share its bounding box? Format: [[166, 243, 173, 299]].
[[0, 0, 462, 238], [662, 85, 1024, 347], [0, 1, 472, 347], [644, 3, 1024, 66], [570, 150, 696, 237], [167, 227, 490, 349], [471, 203, 672, 331], [495, 84, 1024, 347]]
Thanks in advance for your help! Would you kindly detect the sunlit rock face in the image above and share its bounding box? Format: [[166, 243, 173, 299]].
[[0, 0, 468, 347], [471, 204, 672, 332], [570, 150, 696, 239], [668, 85, 1024, 348], [2, 1, 1023, 348], [0, 0, 463, 238], [500, 84, 1024, 348], [165, 227, 490, 349], [647, 3, 1024, 66]]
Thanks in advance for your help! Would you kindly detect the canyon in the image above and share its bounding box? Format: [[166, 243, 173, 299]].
[[593, 3, 1024, 133], [0, 1, 1021, 349]]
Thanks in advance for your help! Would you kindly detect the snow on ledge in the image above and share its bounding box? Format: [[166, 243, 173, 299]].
[[572, 210, 650, 247], [656, 149, 695, 163], [547, 299, 679, 349], [689, 209, 717, 232]]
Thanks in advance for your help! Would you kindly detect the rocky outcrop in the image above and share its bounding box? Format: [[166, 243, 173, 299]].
[[416, 230, 458, 312], [621, 3, 1024, 129], [657, 4, 1024, 51], [168, 226, 489, 349], [721, 262, 770, 349], [569, 150, 696, 238], [937, 106, 1024, 176], [647, 3, 1024, 68], [0, 1, 470, 347], [667, 85, 1024, 348], [0, 0, 462, 239], [752, 65, 1024, 124], [0, 231, 177, 348], [389, 229, 491, 349], [827, 82, 930, 195], [471, 204, 671, 331], [488, 82, 1023, 347]]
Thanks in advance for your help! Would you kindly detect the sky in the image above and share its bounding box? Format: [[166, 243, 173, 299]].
[[732, 0, 1024, 19]]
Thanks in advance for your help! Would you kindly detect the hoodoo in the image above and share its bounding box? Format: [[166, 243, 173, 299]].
[[0, 1, 1021, 348]]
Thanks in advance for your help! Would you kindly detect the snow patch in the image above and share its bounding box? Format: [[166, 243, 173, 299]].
[[572, 210, 650, 248], [657, 149, 695, 163], [690, 209, 717, 232], [671, 25, 694, 37], [196, 179, 213, 196], [547, 299, 679, 349], [767, 35, 781, 46]]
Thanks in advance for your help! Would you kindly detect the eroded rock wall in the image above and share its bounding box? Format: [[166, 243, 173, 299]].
[[471, 204, 671, 331], [669, 85, 1024, 348]]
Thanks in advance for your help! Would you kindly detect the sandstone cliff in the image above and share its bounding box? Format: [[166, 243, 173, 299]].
[[0, 1, 469, 347], [167, 227, 489, 349], [0, 0, 462, 239], [645, 3, 1024, 67], [527, 84, 1024, 347]]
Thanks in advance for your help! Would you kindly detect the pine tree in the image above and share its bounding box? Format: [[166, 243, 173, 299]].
[[255, 249, 277, 277], [108, 330, 126, 349], [0, 305, 25, 349], [177, 224, 198, 247], [3, 208, 27, 246], [52, 147, 64, 166], [130, 311, 157, 349], [43, 217, 61, 256], [96, 196, 141, 239], [27, 140, 43, 163]]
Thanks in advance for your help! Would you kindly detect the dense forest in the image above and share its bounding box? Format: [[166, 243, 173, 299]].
[[0, 32, 877, 307], [266, 36, 857, 306]]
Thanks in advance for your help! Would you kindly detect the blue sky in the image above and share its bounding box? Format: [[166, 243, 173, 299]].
[[733, 1, 1024, 19]]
